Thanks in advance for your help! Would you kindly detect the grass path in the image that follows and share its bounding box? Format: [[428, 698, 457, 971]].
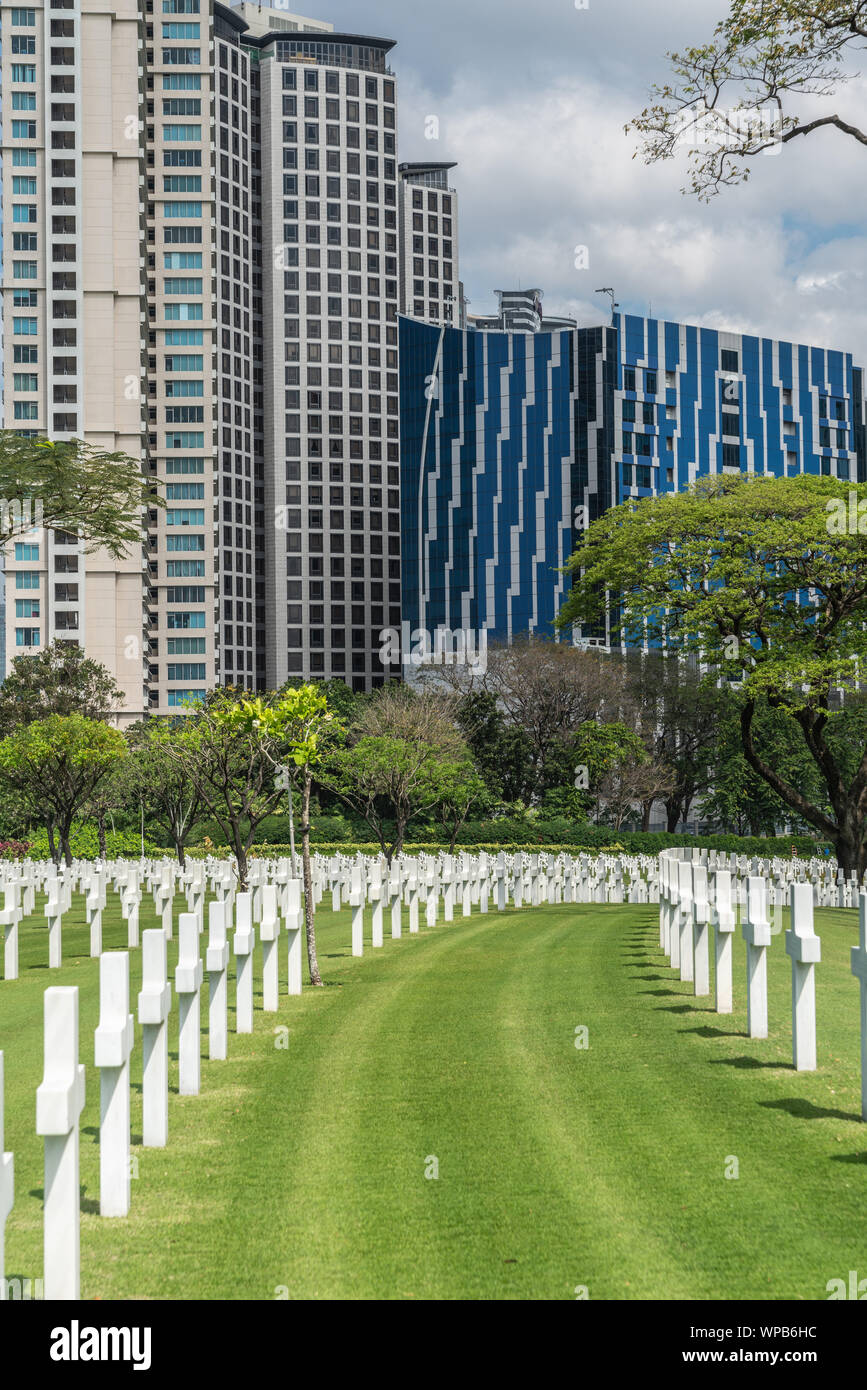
[[2, 891, 867, 1299]]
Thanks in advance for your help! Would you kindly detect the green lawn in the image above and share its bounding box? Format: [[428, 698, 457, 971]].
[[1, 889, 866, 1300]]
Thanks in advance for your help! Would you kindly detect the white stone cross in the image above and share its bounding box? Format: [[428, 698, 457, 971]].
[[36, 987, 86, 1300], [691, 864, 711, 996], [677, 860, 694, 981], [0, 886, 21, 982], [389, 866, 402, 939], [44, 875, 63, 969], [407, 863, 420, 933], [425, 865, 438, 926], [786, 883, 820, 1072], [233, 892, 255, 1034], [711, 869, 736, 1014], [86, 875, 103, 958], [260, 884, 280, 1013], [743, 877, 772, 1039], [121, 868, 140, 950], [369, 863, 384, 946], [851, 892, 867, 1119], [350, 866, 363, 957], [285, 879, 303, 995], [138, 929, 171, 1147], [206, 899, 230, 1060], [175, 912, 203, 1095], [94, 952, 134, 1217], [0, 1053, 14, 1302]]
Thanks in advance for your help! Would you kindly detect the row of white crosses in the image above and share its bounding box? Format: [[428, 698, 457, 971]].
[[0, 873, 311, 1300], [4, 847, 860, 988], [659, 850, 823, 1073]]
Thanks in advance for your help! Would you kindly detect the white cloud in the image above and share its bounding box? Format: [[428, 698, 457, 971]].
[[313, 0, 867, 361]]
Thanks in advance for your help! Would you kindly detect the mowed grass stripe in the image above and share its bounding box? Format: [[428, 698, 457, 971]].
[[3, 892, 867, 1299]]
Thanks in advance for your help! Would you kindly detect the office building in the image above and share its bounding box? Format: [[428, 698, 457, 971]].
[[400, 307, 867, 648]]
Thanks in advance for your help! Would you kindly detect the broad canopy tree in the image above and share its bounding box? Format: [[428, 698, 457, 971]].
[[0, 432, 154, 552], [0, 714, 127, 866], [0, 640, 125, 735], [558, 473, 867, 873]]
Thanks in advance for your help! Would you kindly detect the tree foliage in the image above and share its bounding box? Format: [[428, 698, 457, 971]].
[[0, 432, 155, 553], [628, 0, 867, 198], [558, 473, 867, 871]]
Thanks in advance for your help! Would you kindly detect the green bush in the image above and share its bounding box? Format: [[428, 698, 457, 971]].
[[26, 826, 168, 860]]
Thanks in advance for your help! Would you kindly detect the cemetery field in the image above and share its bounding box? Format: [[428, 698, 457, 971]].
[[2, 891, 866, 1300]]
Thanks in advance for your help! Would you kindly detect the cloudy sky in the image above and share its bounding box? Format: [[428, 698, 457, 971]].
[[293, 0, 867, 363]]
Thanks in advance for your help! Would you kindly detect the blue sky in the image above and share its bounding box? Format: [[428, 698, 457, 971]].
[[270, 0, 867, 362]]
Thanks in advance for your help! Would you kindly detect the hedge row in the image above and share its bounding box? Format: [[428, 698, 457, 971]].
[[185, 830, 830, 860]]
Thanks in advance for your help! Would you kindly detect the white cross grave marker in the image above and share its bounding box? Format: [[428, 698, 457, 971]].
[[175, 912, 203, 1095], [286, 879, 303, 995], [786, 882, 820, 1072], [233, 891, 255, 1034], [206, 899, 230, 1060], [36, 987, 86, 1300], [260, 884, 280, 1012], [692, 864, 711, 996], [743, 877, 772, 1040], [138, 929, 171, 1147], [711, 870, 736, 1014], [94, 952, 134, 1217]]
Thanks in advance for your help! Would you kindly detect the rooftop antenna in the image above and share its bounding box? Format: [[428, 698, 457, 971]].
[[595, 287, 619, 324]]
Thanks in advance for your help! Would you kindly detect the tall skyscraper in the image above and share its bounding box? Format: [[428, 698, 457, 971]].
[[398, 161, 460, 328], [1, 1, 461, 711]]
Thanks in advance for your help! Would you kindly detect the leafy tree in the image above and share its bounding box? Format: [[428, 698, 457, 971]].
[[0, 431, 155, 552], [0, 640, 124, 735], [558, 474, 867, 873], [322, 686, 471, 863], [159, 690, 286, 890], [427, 753, 490, 852], [0, 715, 127, 865], [628, 0, 867, 199], [701, 692, 828, 836], [124, 720, 205, 867], [227, 687, 342, 988], [454, 691, 536, 802], [81, 761, 133, 860], [621, 650, 723, 830]]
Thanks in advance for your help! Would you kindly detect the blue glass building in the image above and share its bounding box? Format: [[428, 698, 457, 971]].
[[399, 311, 867, 646]]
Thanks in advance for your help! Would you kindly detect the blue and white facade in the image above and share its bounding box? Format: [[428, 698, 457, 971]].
[[400, 309, 867, 646]]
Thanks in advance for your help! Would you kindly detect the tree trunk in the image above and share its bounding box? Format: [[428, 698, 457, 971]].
[[230, 818, 247, 889], [60, 820, 73, 867], [832, 809, 867, 879], [47, 820, 60, 867], [641, 799, 652, 833], [301, 771, 323, 986], [174, 834, 187, 869], [666, 799, 681, 834]]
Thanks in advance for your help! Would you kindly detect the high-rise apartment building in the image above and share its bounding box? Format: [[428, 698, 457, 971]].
[[1, 1, 461, 709], [398, 161, 461, 328], [1, 0, 146, 721], [254, 17, 403, 690]]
